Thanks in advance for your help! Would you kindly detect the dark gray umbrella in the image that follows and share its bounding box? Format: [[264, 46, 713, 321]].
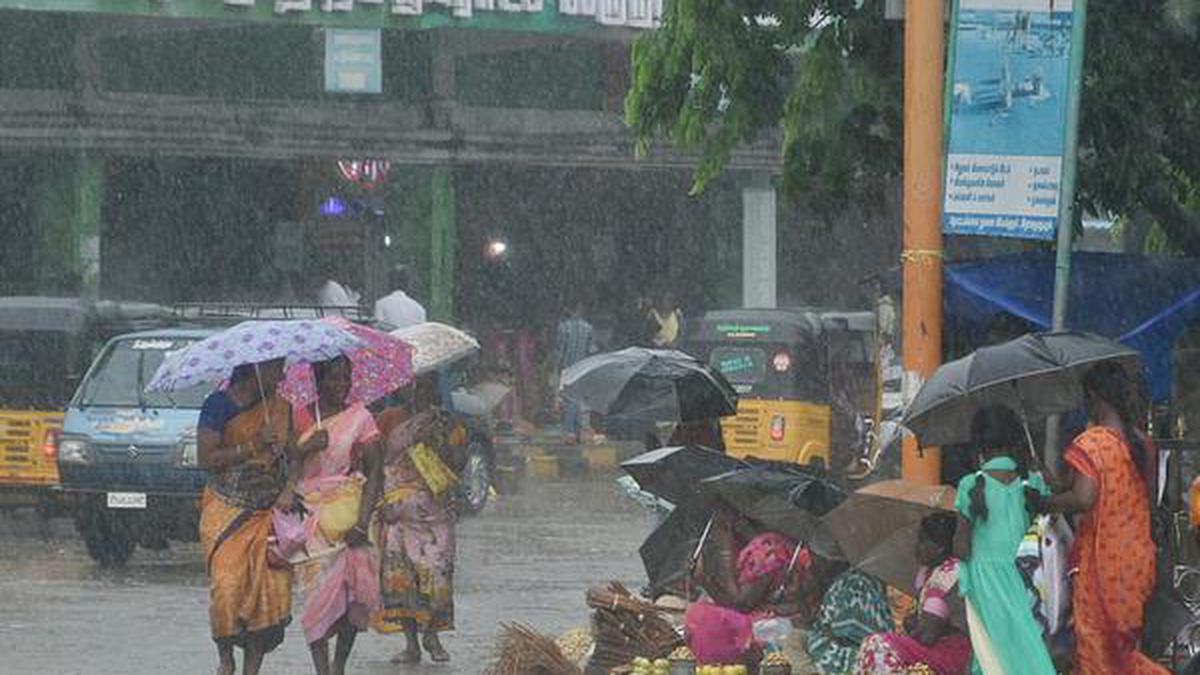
[[561, 347, 738, 423], [700, 463, 846, 559], [902, 331, 1141, 447], [621, 445, 748, 505]]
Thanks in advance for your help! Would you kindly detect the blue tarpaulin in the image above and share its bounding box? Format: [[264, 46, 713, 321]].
[[946, 251, 1200, 401]]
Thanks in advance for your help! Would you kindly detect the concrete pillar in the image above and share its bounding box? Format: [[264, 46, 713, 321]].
[[31, 153, 103, 299], [742, 174, 777, 309], [429, 166, 456, 322]]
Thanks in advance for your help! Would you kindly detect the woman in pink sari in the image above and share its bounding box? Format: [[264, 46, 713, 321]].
[[856, 514, 972, 675], [292, 356, 384, 675]]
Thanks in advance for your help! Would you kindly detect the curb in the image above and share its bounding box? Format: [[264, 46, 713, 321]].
[[493, 439, 644, 485]]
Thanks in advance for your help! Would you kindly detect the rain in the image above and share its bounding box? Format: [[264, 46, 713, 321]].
[[0, 1, 1199, 674]]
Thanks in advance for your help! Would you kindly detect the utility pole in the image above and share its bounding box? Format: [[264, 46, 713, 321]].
[[901, 0, 946, 485], [1046, 0, 1089, 464]]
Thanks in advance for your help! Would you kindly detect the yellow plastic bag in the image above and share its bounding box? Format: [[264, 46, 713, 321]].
[[314, 480, 362, 543], [408, 443, 458, 496]]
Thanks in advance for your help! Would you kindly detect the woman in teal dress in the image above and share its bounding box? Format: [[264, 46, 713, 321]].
[[953, 406, 1055, 675]]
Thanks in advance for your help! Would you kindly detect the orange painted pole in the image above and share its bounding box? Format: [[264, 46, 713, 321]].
[[901, 0, 946, 485]]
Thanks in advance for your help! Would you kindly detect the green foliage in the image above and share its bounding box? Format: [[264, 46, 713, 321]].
[[626, 0, 1200, 247]]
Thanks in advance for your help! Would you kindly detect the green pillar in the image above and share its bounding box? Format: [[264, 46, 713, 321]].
[[31, 153, 103, 298], [429, 166, 456, 322]]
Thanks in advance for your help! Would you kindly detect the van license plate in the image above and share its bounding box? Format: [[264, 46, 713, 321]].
[[107, 492, 147, 509]]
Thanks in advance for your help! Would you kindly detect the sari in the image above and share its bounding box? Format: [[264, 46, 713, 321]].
[[198, 394, 293, 651], [806, 569, 894, 675], [1064, 426, 1166, 675], [293, 403, 381, 645], [373, 409, 457, 633], [856, 559, 972, 675]]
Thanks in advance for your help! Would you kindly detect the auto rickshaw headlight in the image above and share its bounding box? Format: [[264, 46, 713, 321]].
[[771, 350, 792, 373], [58, 438, 91, 464]]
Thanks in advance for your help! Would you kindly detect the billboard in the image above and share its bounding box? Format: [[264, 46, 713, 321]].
[[942, 0, 1076, 240]]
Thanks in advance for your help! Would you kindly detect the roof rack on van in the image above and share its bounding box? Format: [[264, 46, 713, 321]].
[[170, 303, 374, 323]]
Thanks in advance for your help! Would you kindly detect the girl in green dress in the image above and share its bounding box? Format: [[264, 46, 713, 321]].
[[953, 406, 1055, 675]]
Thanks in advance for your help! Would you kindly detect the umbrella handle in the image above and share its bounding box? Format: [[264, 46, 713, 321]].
[[254, 363, 271, 426], [1011, 382, 1045, 476], [690, 515, 715, 569]]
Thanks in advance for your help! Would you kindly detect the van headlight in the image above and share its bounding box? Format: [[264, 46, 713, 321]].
[[58, 438, 91, 464], [178, 431, 198, 468]]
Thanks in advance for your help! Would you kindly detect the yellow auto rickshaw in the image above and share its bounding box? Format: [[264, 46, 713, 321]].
[[685, 308, 877, 471], [0, 297, 168, 511]]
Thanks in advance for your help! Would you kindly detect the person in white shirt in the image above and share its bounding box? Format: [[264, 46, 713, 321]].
[[374, 266, 427, 329], [317, 278, 361, 309]]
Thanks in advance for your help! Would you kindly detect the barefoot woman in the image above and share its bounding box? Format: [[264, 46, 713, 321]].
[[292, 355, 384, 675], [374, 374, 459, 663], [197, 358, 294, 675]]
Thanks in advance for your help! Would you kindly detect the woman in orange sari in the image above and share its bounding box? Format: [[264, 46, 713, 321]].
[[197, 358, 312, 675], [1044, 362, 1166, 675]]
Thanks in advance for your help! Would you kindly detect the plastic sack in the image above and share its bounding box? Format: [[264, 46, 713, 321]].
[[752, 618, 793, 648], [268, 507, 306, 568], [684, 601, 754, 665], [408, 442, 458, 496], [312, 480, 363, 543]]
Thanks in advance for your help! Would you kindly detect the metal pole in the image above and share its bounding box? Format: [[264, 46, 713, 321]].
[[900, 0, 946, 486], [1051, 0, 1087, 331], [1046, 0, 1089, 465]]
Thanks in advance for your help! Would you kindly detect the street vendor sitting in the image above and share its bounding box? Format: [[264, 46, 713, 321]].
[[684, 507, 812, 666]]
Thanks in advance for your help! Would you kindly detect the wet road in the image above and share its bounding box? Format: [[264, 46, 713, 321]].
[[0, 477, 657, 674]]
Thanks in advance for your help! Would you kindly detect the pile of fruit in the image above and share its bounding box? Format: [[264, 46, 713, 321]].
[[694, 666, 748, 675], [554, 628, 593, 664], [629, 657, 672, 675]]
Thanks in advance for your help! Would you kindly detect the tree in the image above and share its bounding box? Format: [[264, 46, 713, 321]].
[[625, 0, 1200, 253]]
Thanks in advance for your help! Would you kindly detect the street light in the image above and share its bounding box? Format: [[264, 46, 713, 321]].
[[484, 239, 509, 260]]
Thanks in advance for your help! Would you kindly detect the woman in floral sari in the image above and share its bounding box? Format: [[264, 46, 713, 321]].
[[857, 513, 972, 675], [806, 563, 894, 675], [1043, 362, 1166, 675], [197, 358, 296, 675], [374, 374, 460, 663], [292, 356, 384, 675]]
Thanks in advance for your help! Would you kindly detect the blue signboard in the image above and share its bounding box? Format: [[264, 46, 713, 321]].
[[325, 28, 382, 94], [943, 0, 1076, 240]]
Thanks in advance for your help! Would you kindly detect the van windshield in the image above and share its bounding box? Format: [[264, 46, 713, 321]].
[[75, 338, 210, 409]]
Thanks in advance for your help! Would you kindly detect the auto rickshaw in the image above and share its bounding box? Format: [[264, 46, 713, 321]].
[[0, 297, 168, 512], [685, 308, 877, 471]]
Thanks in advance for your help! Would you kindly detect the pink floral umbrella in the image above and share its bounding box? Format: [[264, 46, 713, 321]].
[[277, 317, 414, 408]]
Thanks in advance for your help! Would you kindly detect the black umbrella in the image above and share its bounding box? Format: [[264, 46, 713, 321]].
[[637, 462, 846, 595], [902, 331, 1141, 447], [638, 500, 715, 596], [700, 462, 847, 559], [561, 347, 738, 423], [621, 445, 748, 505]]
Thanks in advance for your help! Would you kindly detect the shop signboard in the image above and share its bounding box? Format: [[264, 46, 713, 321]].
[[942, 0, 1077, 240], [325, 28, 382, 94], [0, 0, 662, 32]]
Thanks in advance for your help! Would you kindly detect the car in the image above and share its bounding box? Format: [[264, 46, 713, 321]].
[[57, 328, 212, 566]]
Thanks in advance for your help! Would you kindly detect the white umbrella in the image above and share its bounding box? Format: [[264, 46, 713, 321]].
[[390, 322, 480, 375]]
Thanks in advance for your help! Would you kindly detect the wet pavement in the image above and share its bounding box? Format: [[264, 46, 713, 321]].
[[0, 477, 657, 674]]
